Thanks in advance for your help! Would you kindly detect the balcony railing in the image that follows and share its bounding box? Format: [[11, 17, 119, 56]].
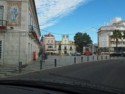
[[0, 20, 7, 31], [46, 49, 56, 51]]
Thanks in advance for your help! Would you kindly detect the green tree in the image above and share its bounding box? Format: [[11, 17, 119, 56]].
[[111, 30, 122, 51], [74, 32, 92, 53]]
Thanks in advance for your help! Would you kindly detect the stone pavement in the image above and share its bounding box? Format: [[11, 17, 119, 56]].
[[0, 55, 123, 79], [0, 64, 18, 78]]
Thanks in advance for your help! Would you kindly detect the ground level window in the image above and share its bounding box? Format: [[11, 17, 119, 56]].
[[0, 41, 2, 59], [0, 6, 4, 25]]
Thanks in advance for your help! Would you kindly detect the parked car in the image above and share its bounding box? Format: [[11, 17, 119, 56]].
[[110, 52, 125, 57]]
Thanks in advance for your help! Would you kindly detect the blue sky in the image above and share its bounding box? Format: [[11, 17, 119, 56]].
[[35, 0, 125, 43]]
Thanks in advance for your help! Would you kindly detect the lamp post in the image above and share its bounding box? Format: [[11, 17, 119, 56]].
[[83, 41, 87, 54], [108, 31, 112, 55]]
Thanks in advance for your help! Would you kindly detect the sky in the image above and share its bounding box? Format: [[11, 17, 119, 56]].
[[35, 0, 125, 43]]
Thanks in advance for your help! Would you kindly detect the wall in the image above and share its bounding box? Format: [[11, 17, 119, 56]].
[[98, 31, 109, 47]]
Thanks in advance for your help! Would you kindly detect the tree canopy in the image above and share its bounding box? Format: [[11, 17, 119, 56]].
[[74, 32, 92, 53]]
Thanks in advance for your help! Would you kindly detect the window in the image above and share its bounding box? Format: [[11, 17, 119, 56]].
[[48, 46, 52, 48], [70, 46, 72, 50], [64, 46, 67, 50], [48, 40, 50, 43], [28, 12, 31, 25], [66, 35, 68, 38], [51, 40, 53, 43], [0, 41, 2, 59], [29, 12, 33, 26], [0, 6, 4, 25]]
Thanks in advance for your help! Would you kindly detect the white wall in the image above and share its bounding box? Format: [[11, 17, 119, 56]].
[[99, 31, 109, 47]]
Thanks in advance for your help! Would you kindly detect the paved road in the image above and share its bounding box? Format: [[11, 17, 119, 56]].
[[0, 55, 110, 78], [6, 58, 125, 93]]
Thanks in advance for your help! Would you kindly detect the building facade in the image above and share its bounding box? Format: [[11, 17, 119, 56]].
[[43, 33, 56, 55], [55, 35, 76, 55], [0, 0, 41, 65], [98, 17, 125, 54]]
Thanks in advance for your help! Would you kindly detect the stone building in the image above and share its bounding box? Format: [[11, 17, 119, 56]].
[[0, 0, 41, 65]]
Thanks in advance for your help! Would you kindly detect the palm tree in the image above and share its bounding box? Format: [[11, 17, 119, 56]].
[[121, 32, 125, 51], [111, 30, 122, 51], [122, 32, 125, 39]]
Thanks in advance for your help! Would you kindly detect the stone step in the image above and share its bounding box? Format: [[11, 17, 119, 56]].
[[0, 72, 13, 76], [0, 73, 6, 78]]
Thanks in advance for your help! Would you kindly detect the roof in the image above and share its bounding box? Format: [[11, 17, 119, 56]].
[[99, 25, 116, 31], [32, 0, 41, 36], [44, 33, 54, 37], [69, 41, 74, 44], [55, 41, 75, 45], [55, 41, 61, 44], [99, 19, 125, 31]]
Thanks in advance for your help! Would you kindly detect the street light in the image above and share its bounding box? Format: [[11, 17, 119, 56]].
[[108, 31, 112, 55], [83, 41, 87, 54]]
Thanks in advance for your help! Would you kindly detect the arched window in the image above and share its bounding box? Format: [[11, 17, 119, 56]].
[[64, 46, 67, 50], [70, 46, 72, 50]]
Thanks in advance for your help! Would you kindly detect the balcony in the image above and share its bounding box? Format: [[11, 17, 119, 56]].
[[28, 25, 34, 33], [0, 20, 7, 32], [28, 25, 41, 45], [46, 49, 56, 51], [47, 43, 54, 45]]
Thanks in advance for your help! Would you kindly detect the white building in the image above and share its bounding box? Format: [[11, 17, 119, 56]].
[[0, 0, 41, 65], [55, 35, 76, 55], [98, 17, 125, 53]]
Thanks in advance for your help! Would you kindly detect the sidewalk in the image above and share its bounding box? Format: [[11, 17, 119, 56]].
[[0, 57, 57, 78]]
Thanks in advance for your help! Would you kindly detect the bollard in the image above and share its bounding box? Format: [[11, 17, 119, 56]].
[[81, 57, 83, 63], [87, 56, 89, 62], [74, 57, 76, 64], [19, 61, 22, 73], [40, 60, 42, 69], [54, 59, 57, 67], [105, 56, 107, 60]]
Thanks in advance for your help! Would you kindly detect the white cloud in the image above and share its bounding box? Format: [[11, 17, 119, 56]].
[[35, 0, 88, 29]]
